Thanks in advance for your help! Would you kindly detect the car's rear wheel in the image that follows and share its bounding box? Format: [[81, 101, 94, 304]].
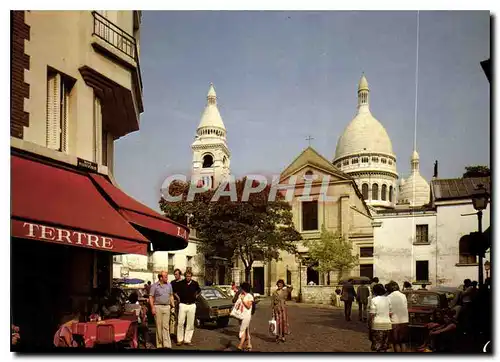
[[216, 317, 230, 328]]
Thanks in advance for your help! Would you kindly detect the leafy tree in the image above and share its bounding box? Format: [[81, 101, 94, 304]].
[[305, 225, 359, 282], [463, 165, 490, 178], [159, 178, 302, 281]]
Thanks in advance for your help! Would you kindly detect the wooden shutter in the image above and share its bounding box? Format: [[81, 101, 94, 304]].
[[60, 81, 69, 153], [94, 97, 102, 163], [46, 73, 61, 150]]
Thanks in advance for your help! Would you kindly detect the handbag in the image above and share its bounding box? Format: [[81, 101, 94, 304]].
[[230, 298, 245, 320], [268, 318, 277, 336]]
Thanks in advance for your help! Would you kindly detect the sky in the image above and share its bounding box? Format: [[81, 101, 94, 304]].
[[114, 11, 490, 211]]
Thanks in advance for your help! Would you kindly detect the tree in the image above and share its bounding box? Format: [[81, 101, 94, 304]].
[[305, 225, 359, 282], [463, 165, 490, 178], [159, 178, 302, 281]]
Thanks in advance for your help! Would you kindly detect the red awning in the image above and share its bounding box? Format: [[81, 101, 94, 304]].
[[89, 174, 189, 251], [11, 155, 149, 255]]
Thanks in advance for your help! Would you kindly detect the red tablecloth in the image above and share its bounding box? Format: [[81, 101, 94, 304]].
[[72, 319, 137, 348]]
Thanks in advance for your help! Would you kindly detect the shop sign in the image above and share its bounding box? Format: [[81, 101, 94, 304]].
[[77, 158, 98, 172], [21, 222, 114, 250]]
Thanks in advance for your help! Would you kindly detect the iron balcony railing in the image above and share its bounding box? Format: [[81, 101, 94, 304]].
[[92, 11, 143, 91]]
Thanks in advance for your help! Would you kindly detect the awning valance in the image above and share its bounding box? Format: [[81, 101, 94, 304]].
[[90, 174, 189, 251]]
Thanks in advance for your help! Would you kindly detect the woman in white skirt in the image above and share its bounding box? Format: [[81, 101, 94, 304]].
[[237, 282, 254, 351]]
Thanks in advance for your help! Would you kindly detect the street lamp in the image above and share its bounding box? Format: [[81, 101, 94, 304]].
[[484, 260, 491, 279], [471, 184, 489, 286]]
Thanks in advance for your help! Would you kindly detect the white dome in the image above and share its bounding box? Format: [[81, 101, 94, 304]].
[[398, 150, 430, 206], [335, 111, 394, 159], [197, 83, 226, 130], [398, 173, 430, 206]]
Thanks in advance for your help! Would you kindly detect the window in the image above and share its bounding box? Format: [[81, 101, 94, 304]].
[[113, 255, 122, 263], [389, 186, 393, 202], [362, 183, 369, 200], [46, 71, 72, 152], [415, 225, 429, 244], [416, 261, 429, 282], [381, 184, 387, 201], [360, 264, 373, 279], [361, 157, 369, 163], [304, 170, 314, 180], [388, 160, 393, 165], [168, 254, 174, 274], [202, 154, 214, 168], [102, 131, 109, 166], [302, 201, 318, 231], [381, 158, 387, 164], [286, 269, 292, 285], [372, 157, 379, 162], [352, 158, 359, 164], [343, 160, 349, 166], [336, 163, 341, 168], [360, 247, 374, 258], [459, 237, 477, 264], [372, 183, 379, 200], [93, 97, 103, 163]]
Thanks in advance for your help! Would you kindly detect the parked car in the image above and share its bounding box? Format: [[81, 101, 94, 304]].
[[195, 286, 233, 328], [403, 289, 450, 328], [214, 285, 261, 304]]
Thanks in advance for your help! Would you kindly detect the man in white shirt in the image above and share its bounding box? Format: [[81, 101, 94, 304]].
[[387, 281, 409, 352]]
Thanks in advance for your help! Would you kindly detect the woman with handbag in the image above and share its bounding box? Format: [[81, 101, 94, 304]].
[[230, 282, 254, 351], [271, 279, 289, 343]]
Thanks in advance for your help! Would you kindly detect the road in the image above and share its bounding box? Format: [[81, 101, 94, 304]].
[[160, 299, 373, 352]]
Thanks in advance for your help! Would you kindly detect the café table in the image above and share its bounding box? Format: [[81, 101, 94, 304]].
[[72, 318, 138, 348]]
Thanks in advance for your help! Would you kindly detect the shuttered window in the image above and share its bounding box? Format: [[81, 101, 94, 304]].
[[93, 97, 103, 163], [46, 72, 70, 152], [302, 201, 318, 231]]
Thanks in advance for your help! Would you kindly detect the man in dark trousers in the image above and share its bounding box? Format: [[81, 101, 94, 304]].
[[356, 282, 370, 322], [170, 269, 183, 341], [176, 271, 201, 346], [341, 279, 357, 321]]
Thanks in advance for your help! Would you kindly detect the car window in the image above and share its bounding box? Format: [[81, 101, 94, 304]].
[[201, 288, 226, 300]]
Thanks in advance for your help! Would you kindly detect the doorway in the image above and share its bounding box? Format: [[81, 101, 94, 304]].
[[218, 265, 226, 285], [252, 267, 264, 294], [306, 262, 319, 285]]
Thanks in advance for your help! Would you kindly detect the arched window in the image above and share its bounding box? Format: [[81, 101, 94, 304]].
[[459, 236, 477, 264], [202, 154, 214, 168], [223, 156, 227, 166], [362, 183, 369, 200], [389, 186, 393, 202], [372, 183, 379, 200], [381, 184, 387, 201]]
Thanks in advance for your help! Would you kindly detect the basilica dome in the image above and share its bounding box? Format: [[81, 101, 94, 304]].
[[398, 150, 430, 206], [335, 75, 394, 160]]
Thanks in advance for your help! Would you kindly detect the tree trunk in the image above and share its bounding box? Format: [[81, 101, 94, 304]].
[[244, 267, 252, 283]]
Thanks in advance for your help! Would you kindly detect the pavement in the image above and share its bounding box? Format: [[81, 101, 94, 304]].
[[150, 299, 373, 352]]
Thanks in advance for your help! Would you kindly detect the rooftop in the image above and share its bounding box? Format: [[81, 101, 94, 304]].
[[431, 176, 490, 201]]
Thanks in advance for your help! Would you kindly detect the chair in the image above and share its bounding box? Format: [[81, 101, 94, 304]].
[[96, 324, 115, 345]]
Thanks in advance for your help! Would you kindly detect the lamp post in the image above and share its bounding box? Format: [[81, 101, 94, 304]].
[[471, 184, 489, 286], [484, 260, 490, 280]]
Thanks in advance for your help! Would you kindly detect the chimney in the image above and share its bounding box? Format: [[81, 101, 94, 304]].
[[433, 160, 438, 179]]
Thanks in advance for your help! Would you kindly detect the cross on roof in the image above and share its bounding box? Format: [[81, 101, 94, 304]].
[[306, 136, 314, 146]]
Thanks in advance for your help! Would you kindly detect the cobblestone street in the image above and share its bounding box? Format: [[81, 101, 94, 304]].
[[167, 299, 372, 352]]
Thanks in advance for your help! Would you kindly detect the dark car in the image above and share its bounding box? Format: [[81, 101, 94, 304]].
[[403, 289, 450, 328], [195, 286, 233, 328]]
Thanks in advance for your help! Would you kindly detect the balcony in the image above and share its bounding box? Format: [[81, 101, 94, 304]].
[[84, 12, 144, 139]]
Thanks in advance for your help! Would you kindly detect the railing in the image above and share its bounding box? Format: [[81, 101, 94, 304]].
[[92, 11, 143, 91]]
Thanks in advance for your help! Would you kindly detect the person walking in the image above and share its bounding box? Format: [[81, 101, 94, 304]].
[[341, 278, 357, 321], [386, 281, 409, 352], [369, 284, 392, 352], [176, 270, 201, 346], [271, 279, 290, 343], [370, 277, 379, 294], [149, 271, 175, 349], [170, 269, 183, 341], [236, 282, 254, 351], [357, 282, 371, 322]]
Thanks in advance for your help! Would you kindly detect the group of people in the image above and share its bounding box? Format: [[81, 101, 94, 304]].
[[339, 278, 411, 352], [148, 269, 201, 349]]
